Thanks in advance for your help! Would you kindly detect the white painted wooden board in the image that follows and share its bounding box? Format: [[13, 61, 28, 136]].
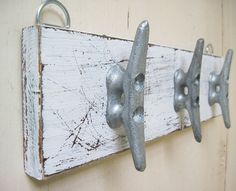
[[22, 26, 223, 180]]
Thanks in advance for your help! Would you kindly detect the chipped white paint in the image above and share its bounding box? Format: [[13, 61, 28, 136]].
[[22, 26, 43, 180], [22, 26, 223, 180]]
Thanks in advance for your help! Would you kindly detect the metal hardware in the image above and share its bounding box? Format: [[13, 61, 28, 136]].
[[208, 49, 233, 128], [106, 20, 149, 171], [36, 0, 71, 28], [205, 43, 214, 55], [174, 39, 204, 142]]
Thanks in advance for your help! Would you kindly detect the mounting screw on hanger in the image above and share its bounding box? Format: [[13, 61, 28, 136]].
[[106, 20, 149, 171], [174, 39, 204, 142], [208, 49, 233, 128], [205, 43, 214, 55]]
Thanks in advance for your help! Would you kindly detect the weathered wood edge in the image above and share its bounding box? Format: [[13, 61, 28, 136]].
[[22, 26, 44, 180], [26, 25, 221, 58]]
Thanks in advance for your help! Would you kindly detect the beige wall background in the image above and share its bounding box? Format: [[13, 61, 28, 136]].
[[0, 0, 235, 190]]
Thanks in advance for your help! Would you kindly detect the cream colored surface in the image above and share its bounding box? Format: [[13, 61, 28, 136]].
[[0, 0, 235, 190], [224, 0, 236, 190]]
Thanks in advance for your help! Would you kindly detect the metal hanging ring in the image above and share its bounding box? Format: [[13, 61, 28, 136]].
[[36, 0, 71, 28]]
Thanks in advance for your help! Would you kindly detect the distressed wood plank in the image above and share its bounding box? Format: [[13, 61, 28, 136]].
[[22, 26, 223, 180], [22, 26, 43, 180]]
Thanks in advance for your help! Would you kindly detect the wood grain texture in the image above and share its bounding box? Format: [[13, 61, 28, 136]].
[[22, 26, 43, 180], [22, 26, 223, 180]]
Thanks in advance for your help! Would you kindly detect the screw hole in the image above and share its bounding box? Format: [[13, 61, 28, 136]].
[[184, 86, 188, 96], [194, 96, 199, 106], [120, 93, 125, 105], [194, 74, 200, 86], [132, 106, 144, 124], [134, 73, 145, 92], [216, 85, 220, 93]]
